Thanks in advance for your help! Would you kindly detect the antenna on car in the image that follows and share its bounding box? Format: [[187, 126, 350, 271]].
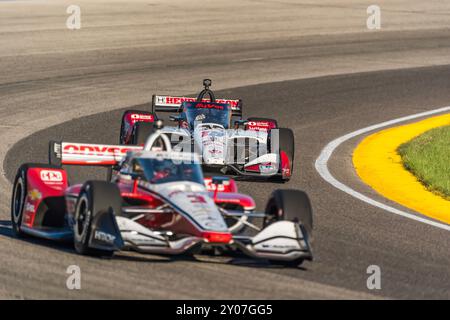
[[203, 78, 212, 90], [197, 79, 215, 102]]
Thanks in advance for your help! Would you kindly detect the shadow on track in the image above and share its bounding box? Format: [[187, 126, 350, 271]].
[[0, 219, 75, 254], [0, 220, 13, 237], [0, 219, 308, 270]]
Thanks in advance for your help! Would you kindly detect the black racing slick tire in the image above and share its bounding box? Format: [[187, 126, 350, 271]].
[[73, 181, 122, 257], [11, 163, 60, 237], [264, 189, 313, 267], [131, 121, 155, 145], [11, 165, 28, 237], [271, 128, 294, 182]]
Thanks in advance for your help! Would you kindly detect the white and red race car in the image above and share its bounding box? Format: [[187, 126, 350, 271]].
[[11, 129, 313, 266], [119, 80, 295, 182]]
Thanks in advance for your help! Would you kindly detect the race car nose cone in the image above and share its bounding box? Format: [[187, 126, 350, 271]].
[[202, 231, 232, 244]]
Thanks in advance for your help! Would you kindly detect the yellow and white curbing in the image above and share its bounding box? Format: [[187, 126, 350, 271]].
[[353, 114, 450, 224]]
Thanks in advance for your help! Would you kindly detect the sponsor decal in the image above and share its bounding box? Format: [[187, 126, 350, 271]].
[[205, 183, 225, 192], [204, 178, 231, 192], [209, 149, 223, 155], [195, 114, 206, 121], [203, 130, 224, 138], [261, 243, 298, 249], [25, 202, 35, 213], [63, 144, 137, 156], [28, 189, 42, 201], [259, 163, 277, 175], [94, 230, 116, 244], [40, 170, 63, 183], [156, 96, 240, 110], [167, 190, 183, 198], [282, 167, 291, 177], [187, 194, 207, 204], [156, 96, 166, 104], [129, 113, 154, 123], [194, 103, 224, 110], [246, 121, 276, 132], [166, 96, 195, 105], [248, 121, 270, 127]]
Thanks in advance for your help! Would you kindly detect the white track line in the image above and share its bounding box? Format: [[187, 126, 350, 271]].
[[315, 106, 450, 231]]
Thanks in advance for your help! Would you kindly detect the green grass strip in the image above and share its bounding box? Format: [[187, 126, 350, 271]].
[[398, 125, 450, 200]]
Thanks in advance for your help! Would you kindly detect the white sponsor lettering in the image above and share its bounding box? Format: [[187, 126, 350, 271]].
[[40, 170, 63, 182], [131, 114, 153, 121], [94, 230, 116, 244]]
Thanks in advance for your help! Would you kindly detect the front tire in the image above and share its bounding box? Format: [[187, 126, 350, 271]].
[[11, 165, 27, 237], [275, 128, 295, 182], [264, 189, 313, 267], [73, 181, 122, 257]]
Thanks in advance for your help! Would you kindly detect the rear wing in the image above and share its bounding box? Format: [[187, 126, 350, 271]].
[[49, 141, 143, 166], [151, 95, 243, 117]]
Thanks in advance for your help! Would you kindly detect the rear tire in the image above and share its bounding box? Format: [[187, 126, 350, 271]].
[[11, 163, 61, 237], [11, 166, 27, 237], [264, 189, 313, 267], [73, 181, 122, 257]]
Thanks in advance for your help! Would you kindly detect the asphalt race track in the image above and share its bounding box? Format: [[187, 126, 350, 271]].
[[4, 66, 450, 299], [1, 0, 450, 299]]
